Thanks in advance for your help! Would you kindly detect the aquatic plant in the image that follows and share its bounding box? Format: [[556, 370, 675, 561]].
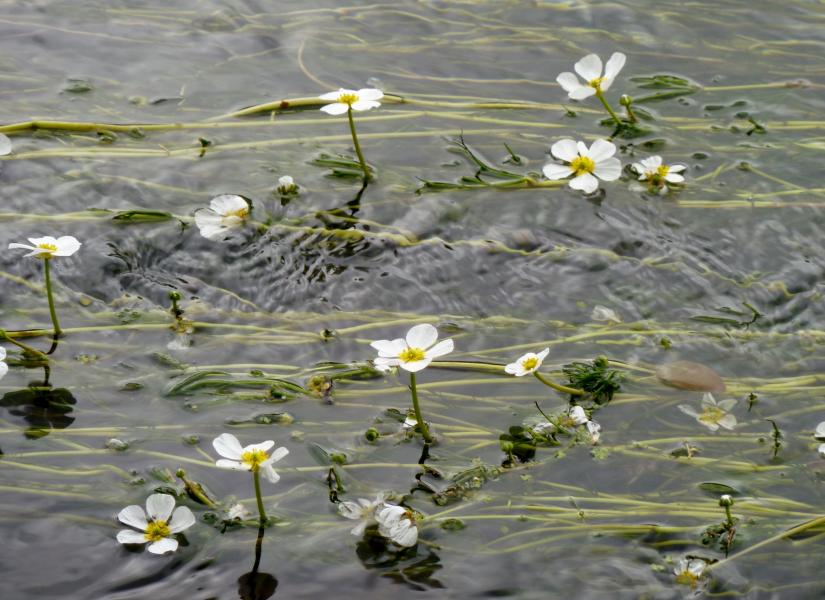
[[116, 493, 196, 555], [679, 393, 737, 431], [557, 52, 626, 125], [338, 494, 387, 536], [320, 88, 384, 180], [631, 155, 686, 192], [375, 503, 419, 547], [195, 194, 250, 240], [542, 139, 621, 194]]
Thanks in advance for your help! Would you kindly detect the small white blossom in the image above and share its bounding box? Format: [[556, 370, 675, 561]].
[[591, 305, 621, 324], [631, 156, 686, 188], [814, 421, 825, 440], [543, 139, 621, 194], [212, 433, 288, 483], [226, 502, 250, 521], [0, 133, 11, 156], [319, 88, 383, 115], [673, 557, 706, 587], [557, 52, 626, 100], [505, 348, 549, 377], [679, 393, 737, 432], [375, 503, 418, 547], [338, 494, 386, 536], [277, 175, 298, 195], [8, 236, 81, 259], [0, 347, 7, 381], [567, 406, 601, 443], [116, 493, 196, 554], [371, 323, 454, 373], [195, 195, 250, 240]]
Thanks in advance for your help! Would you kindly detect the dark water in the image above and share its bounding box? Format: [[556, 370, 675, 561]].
[[2, 0, 825, 598]]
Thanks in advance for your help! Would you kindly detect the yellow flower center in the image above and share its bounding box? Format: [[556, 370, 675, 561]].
[[698, 407, 725, 426], [241, 448, 269, 469], [675, 570, 701, 588], [656, 165, 670, 178], [338, 92, 359, 105], [36, 243, 58, 258], [588, 77, 604, 90], [570, 155, 596, 176], [144, 520, 171, 542], [399, 347, 426, 363], [521, 357, 539, 371]]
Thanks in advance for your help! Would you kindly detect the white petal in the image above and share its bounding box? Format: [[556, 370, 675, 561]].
[[357, 88, 384, 101], [213, 433, 244, 460], [118, 505, 149, 530], [319, 89, 345, 100], [664, 172, 684, 183], [592, 305, 621, 323], [7, 243, 36, 252], [0, 361, 7, 381], [338, 501, 363, 520], [374, 357, 400, 369], [351, 100, 381, 111], [602, 52, 626, 86], [147, 538, 178, 554], [814, 422, 825, 440], [551, 139, 580, 163], [543, 162, 574, 180], [678, 405, 699, 418], [717, 414, 737, 430], [28, 236, 58, 247], [536, 348, 550, 361], [399, 358, 433, 372], [168, 506, 196, 533], [216, 458, 249, 471], [718, 399, 737, 411], [593, 157, 622, 181], [391, 521, 418, 547], [504, 362, 526, 376], [818, 443, 825, 458], [569, 406, 588, 425], [426, 338, 453, 359], [0, 133, 11, 156], [260, 463, 280, 483], [640, 156, 662, 170], [268, 446, 289, 463], [244, 440, 275, 455], [587, 139, 616, 162], [556, 72, 582, 93], [146, 494, 175, 522], [569, 86, 597, 100], [117, 530, 147, 545], [574, 54, 603, 81], [320, 103, 349, 115], [371, 338, 406, 357], [406, 324, 438, 349], [0, 347, 5, 360], [53, 236, 81, 256], [702, 393, 717, 407], [569, 173, 599, 193], [209, 194, 247, 216], [278, 175, 294, 187], [668, 164, 687, 173], [350, 521, 368, 536]]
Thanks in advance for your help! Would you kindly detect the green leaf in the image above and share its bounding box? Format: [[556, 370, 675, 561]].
[[112, 210, 174, 223], [699, 482, 739, 495]]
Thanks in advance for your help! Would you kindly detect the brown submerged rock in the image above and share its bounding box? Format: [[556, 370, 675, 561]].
[[656, 360, 726, 393]]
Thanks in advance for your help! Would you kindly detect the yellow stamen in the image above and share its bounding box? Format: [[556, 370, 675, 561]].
[[698, 407, 725, 426], [36, 243, 57, 256], [399, 347, 426, 363], [675, 570, 701, 588], [144, 520, 171, 542], [589, 77, 604, 90], [570, 155, 595, 176], [338, 92, 359, 105], [656, 165, 670, 178], [241, 448, 269, 469], [521, 357, 539, 371]]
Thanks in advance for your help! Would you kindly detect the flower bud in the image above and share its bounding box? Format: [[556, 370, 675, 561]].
[[719, 494, 734, 507]]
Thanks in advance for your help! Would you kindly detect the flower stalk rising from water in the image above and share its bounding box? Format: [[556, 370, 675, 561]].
[[320, 88, 383, 180], [213, 433, 289, 524], [371, 323, 454, 443], [117, 493, 195, 554], [8, 236, 81, 337], [557, 52, 626, 125]]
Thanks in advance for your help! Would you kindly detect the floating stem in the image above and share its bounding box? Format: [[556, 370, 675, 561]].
[[347, 107, 370, 180], [43, 258, 61, 338], [409, 372, 433, 443], [533, 371, 585, 396]]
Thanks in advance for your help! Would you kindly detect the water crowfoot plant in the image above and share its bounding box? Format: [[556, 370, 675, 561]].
[[320, 88, 383, 181], [557, 52, 626, 125], [338, 494, 386, 536], [543, 139, 621, 194], [195, 195, 251, 240], [371, 324, 454, 443], [504, 348, 584, 396], [679, 393, 737, 431], [8, 235, 81, 338], [631, 155, 686, 192], [375, 503, 419, 547], [116, 493, 195, 555], [213, 433, 289, 524]]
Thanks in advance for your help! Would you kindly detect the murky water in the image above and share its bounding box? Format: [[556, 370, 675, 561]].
[[2, 1, 825, 598]]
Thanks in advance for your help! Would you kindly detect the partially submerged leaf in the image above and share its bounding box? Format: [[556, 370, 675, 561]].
[[657, 361, 726, 393], [112, 210, 174, 223]]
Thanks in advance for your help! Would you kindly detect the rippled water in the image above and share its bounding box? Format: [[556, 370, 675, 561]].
[[3, 1, 825, 598]]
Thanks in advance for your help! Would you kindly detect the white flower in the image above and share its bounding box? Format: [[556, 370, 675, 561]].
[[679, 393, 737, 432], [543, 139, 621, 194], [673, 557, 705, 587], [505, 348, 549, 377], [226, 502, 250, 521], [591, 305, 621, 324], [8, 236, 81, 259], [195, 194, 250, 240], [0, 133, 11, 156], [277, 175, 298, 195], [815, 421, 825, 440], [212, 433, 289, 483], [375, 503, 418, 547], [567, 406, 601, 443], [631, 156, 686, 187], [338, 494, 386, 536], [557, 52, 626, 100], [116, 493, 196, 554], [319, 88, 383, 115], [0, 347, 7, 381], [371, 323, 454, 373], [818, 444, 825, 459], [569, 405, 589, 426]]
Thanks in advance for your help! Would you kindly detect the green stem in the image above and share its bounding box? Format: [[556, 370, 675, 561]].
[[533, 371, 585, 396], [724, 505, 735, 527], [0, 330, 48, 360], [253, 468, 267, 524], [409, 372, 433, 443], [595, 89, 622, 126], [347, 107, 371, 180], [43, 258, 62, 337]]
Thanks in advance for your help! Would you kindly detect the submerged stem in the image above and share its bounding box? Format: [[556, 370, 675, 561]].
[[0, 330, 48, 360], [533, 371, 585, 396], [347, 107, 371, 181], [253, 469, 267, 524], [43, 258, 62, 338], [409, 372, 433, 443], [595, 90, 622, 126]]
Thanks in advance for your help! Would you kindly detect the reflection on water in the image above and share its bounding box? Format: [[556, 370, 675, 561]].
[[238, 525, 278, 600]]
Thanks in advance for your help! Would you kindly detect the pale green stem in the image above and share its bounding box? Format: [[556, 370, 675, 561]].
[[595, 89, 622, 126], [409, 372, 433, 443], [0, 330, 48, 360], [43, 258, 62, 337], [347, 106, 370, 180], [253, 468, 267, 524], [533, 371, 584, 396]]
